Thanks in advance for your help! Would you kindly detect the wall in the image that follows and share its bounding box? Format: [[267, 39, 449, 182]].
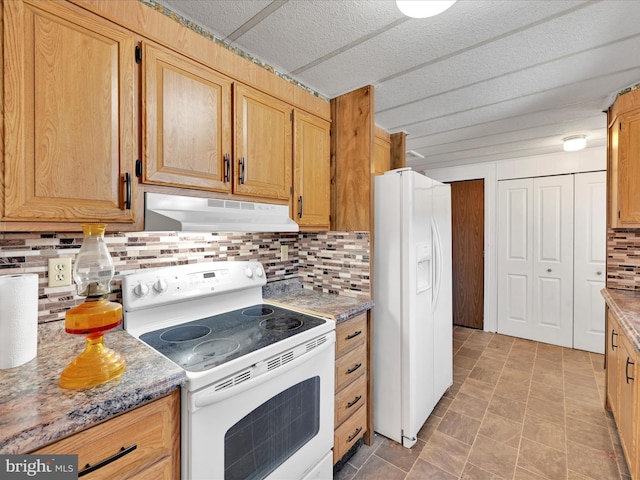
[[0, 230, 370, 323], [425, 146, 606, 332]]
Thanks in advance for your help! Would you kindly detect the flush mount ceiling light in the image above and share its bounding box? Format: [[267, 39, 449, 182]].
[[396, 0, 457, 18], [563, 135, 587, 152]]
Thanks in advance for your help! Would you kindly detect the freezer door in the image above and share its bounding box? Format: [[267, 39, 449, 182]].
[[400, 171, 434, 447]]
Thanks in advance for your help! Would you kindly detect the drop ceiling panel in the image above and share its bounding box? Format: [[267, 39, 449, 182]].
[[161, 0, 271, 38], [153, 0, 639, 165], [230, 0, 405, 73]]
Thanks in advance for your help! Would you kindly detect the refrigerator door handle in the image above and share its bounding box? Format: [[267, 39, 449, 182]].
[[432, 219, 442, 309]]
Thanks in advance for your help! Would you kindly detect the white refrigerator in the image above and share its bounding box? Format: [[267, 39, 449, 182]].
[[373, 168, 452, 448]]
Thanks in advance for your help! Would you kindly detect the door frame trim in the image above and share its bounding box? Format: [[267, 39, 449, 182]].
[[424, 163, 497, 332]]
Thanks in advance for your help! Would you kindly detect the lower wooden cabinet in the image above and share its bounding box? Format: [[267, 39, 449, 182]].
[[606, 311, 639, 479], [333, 313, 368, 464], [32, 390, 180, 479]]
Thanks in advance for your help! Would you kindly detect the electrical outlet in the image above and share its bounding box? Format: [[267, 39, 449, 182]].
[[281, 245, 289, 261], [48, 257, 72, 287]]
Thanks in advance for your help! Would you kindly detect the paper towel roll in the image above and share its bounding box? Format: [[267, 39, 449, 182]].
[[0, 274, 38, 369]]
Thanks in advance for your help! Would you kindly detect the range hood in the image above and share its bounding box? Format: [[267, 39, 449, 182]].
[[144, 192, 299, 233]]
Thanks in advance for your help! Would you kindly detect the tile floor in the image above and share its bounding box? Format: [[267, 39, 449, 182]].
[[335, 326, 630, 480]]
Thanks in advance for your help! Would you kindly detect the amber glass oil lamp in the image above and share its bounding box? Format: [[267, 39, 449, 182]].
[[59, 224, 126, 389]]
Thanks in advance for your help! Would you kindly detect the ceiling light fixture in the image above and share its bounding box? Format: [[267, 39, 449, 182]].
[[563, 135, 587, 152], [396, 0, 457, 18]]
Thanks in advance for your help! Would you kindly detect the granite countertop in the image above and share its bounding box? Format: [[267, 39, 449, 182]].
[[0, 321, 186, 454], [263, 283, 373, 323], [602, 288, 640, 352], [0, 285, 369, 455]]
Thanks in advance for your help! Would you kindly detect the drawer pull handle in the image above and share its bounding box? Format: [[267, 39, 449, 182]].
[[348, 427, 363, 442], [78, 444, 137, 477], [345, 330, 362, 340], [611, 329, 618, 350], [346, 363, 362, 375], [626, 357, 635, 384], [347, 395, 362, 408]]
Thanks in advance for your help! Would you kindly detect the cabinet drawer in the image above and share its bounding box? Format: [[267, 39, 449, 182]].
[[32, 391, 179, 479], [335, 374, 367, 426], [335, 343, 367, 392], [336, 313, 367, 357], [333, 404, 366, 463]]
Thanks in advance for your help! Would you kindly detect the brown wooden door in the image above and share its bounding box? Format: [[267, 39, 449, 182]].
[[449, 179, 484, 329]]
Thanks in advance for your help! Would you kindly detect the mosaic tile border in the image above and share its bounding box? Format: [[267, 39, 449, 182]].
[[607, 228, 640, 291], [0, 231, 370, 323]]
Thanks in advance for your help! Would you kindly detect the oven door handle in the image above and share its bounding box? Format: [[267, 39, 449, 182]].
[[191, 333, 335, 410]]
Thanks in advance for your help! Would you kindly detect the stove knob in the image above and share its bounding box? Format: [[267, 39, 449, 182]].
[[153, 279, 168, 293], [133, 283, 149, 297], [255, 267, 264, 277], [245, 267, 254, 278]]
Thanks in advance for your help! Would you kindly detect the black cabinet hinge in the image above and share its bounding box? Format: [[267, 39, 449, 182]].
[[135, 45, 142, 64], [135, 159, 143, 178]]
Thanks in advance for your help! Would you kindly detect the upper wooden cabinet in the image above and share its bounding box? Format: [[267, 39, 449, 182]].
[[293, 110, 330, 230], [234, 85, 292, 201], [143, 42, 232, 193], [331, 86, 375, 232], [2, 0, 136, 228], [608, 87, 640, 228], [372, 127, 391, 176]]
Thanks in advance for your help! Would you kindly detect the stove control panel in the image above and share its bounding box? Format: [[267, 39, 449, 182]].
[[122, 261, 266, 312]]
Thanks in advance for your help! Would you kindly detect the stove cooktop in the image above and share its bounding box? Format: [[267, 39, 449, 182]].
[[138, 303, 327, 372]]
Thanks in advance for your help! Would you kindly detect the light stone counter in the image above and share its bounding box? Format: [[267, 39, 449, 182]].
[[0, 321, 185, 454], [602, 288, 640, 352]]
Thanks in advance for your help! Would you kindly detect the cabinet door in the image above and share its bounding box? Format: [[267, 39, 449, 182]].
[[32, 391, 180, 479], [617, 110, 640, 225], [618, 334, 637, 475], [235, 85, 292, 200], [372, 130, 391, 176], [143, 43, 232, 192], [606, 312, 620, 416], [293, 111, 330, 229], [3, 0, 135, 223]]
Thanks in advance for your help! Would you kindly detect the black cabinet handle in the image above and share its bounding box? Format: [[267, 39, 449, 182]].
[[348, 427, 363, 442], [239, 157, 245, 184], [346, 363, 362, 375], [345, 330, 362, 340], [123, 172, 131, 210], [224, 154, 230, 182], [298, 195, 303, 218], [347, 395, 362, 408], [626, 357, 635, 384], [78, 444, 137, 477], [611, 329, 618, 350]]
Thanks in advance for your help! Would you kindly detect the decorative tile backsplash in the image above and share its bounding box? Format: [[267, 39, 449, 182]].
[[607, 228, 640, 291], [0, 231, 370, 323]]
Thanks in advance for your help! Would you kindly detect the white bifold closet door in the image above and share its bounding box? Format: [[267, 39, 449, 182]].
[[497, 172, 606, 353], [573, 172, 606, 353], [498, 175, 574, 348]]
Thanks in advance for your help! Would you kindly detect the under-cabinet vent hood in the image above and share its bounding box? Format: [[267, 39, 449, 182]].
[[144, 192, 299, 233]]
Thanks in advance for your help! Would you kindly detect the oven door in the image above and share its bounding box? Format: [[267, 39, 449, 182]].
[[183, 332, 335, 480]]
